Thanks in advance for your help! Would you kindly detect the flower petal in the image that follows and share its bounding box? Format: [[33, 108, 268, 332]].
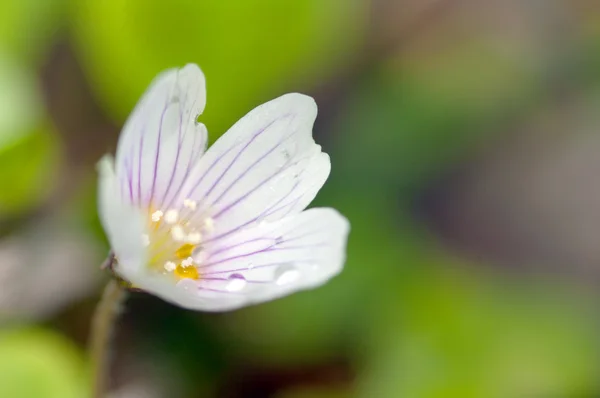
[[115, 64, 208, 209], [178, 93, 330, 240], [97, 155, 147, 276], [131, 208, 349, 312]]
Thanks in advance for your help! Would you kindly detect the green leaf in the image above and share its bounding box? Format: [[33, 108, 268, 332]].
[[0, 0, 64, 62], [0, 328, 88, 398]]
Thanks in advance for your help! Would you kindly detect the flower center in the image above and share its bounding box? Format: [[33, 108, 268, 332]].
[[143, 199, 213, 281]]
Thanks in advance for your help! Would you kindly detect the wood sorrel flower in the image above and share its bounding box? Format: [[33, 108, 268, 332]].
[[97, 64, 349, 311]]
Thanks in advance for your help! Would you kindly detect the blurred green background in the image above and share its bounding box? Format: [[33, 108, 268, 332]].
[[1, 0, 600, 397]]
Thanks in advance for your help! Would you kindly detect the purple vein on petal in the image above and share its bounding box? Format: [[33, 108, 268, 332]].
[[202, 116, 287, 201], [201, 259, 316, 276], [269, 196, 303, 220], [201, 217, 259, 246], [159, 86, 199, 208], [183, 143, 238, 205], [200, 277, 271, 284], [161, 122, 202, 212], [124, 156, 134, 203], [179, 114, 288, 206], [149, 101, 169, 205], [137, 126, 145, 206], [196, 287, 243, 294], [282, 230, 326, 245], [200, 180, 304, 246], [199, 249, 275, 268], [261, 179, 301, 214], [125, 141, 136, 203], [209, 115, 297, 206], [200, 243, 328, 269], [211, 153, 312, 220], [204, 219, 326, 259], [276, 216, 323, 238], [207, 237, 277, 258], [158, 98, 184, 208], [259, 186, 304, 220], [210, 137, 283, 205]]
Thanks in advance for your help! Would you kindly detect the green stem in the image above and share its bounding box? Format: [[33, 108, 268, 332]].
[[90, 277, 128, 398]]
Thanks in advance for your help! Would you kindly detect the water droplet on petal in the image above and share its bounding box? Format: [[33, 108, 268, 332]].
[[274, 264, 300, 286], [226, 273, 247, 292]]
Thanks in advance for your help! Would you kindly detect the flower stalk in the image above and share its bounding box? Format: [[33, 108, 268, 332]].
[[90, 264, 128, 398]]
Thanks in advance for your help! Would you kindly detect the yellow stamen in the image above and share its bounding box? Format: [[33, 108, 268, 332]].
[[175, 243, 195, 259], [174, 264, 199, 280]]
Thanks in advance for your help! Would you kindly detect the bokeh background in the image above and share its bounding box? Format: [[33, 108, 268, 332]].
[[1, 0, 600, 397]]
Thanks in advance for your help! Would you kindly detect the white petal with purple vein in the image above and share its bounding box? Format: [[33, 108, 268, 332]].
[[115, 64, 208, 209], [97, 155, 147, 276], [139, 208, 349, 312], [177, 93, 330, 239]]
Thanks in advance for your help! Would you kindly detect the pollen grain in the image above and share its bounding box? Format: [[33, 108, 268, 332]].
[[174, 264, 200, 280]]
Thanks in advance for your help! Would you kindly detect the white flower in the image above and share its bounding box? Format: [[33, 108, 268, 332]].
[[97, 64, 350, 312]]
